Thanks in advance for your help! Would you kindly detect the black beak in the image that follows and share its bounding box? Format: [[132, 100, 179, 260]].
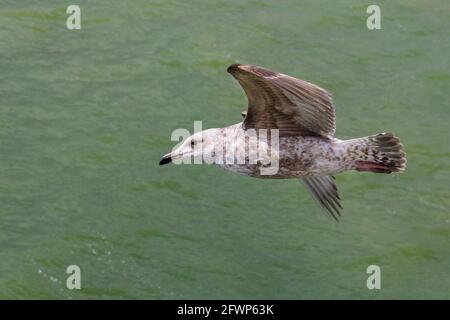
[[159, 154, 172, 165]]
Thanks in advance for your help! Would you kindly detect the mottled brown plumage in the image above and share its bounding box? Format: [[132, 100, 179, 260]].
[[227, 64, 335, 138], [160, 64, 407, 221]]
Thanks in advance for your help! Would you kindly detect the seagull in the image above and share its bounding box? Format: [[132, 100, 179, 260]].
[[160, 64, 406, 220]]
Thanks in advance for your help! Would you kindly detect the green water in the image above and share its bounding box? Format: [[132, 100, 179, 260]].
[[0, 0, 449, 299]]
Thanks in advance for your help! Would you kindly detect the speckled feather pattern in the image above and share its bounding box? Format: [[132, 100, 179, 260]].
[[162, 64, 407, 220], [216, 124, 394, 178]]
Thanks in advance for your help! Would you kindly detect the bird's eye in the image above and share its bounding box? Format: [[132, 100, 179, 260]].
[[191, 140, 195, 147]]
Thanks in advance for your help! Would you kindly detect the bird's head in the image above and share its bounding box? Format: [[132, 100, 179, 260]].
[[159, 128, 221, 166]]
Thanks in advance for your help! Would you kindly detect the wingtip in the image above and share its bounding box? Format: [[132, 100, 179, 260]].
[[227, 63, 243, 74], [228, 64, 279, 77], [301, 176, 343, 222]]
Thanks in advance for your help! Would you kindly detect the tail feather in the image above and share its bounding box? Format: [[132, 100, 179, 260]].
[[353, 132, 406, 174]]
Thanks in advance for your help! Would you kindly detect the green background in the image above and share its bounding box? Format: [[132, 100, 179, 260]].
[[0, 0, 449, 299]]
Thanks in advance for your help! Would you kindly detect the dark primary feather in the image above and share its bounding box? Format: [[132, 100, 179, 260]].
[[301, 176, 342, 221], [227, 64, 336, 138]]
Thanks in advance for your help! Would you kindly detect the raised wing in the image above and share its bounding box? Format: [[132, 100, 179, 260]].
[[227, 64, 336, 138]]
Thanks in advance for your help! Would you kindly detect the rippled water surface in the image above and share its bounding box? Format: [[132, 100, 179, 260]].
[[0, 0, 449, 299]]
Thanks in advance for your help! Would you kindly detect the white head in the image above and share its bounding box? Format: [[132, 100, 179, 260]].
[[159, 128, 221, 165]]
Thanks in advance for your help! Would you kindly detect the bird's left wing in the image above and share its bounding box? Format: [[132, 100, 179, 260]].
[[228, 64, 336, 138], [301, 175, 342, 221]]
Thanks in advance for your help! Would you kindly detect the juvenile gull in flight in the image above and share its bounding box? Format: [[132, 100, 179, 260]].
[[160, 64, 406, 220]]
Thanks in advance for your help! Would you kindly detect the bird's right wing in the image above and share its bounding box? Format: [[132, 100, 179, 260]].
[[301, 175, 342, 221], [227, 64, 336, 138]]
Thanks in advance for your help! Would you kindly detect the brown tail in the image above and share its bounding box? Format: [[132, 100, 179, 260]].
[[353, 133, 406, 174]]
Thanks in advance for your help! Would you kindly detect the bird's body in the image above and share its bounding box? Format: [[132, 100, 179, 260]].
[[216, 123, 352, 178], [160, 64, 406, 220]]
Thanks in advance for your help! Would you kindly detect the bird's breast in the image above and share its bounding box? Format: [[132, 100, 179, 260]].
[[217, 136, 338, 178]]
